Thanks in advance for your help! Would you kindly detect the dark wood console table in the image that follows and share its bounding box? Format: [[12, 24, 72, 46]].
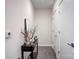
[[21, 39, 38, 59]]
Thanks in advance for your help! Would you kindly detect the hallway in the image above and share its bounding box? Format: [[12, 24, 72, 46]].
[[5, 0, 74, 59]]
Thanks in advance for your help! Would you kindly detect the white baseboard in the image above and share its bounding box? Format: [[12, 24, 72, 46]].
[[51, 45, 58, 59]]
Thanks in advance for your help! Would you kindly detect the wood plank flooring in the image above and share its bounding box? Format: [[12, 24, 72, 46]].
[[37, 46, 56, 59]]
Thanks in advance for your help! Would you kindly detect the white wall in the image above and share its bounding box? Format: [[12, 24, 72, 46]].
[[52, 0, 74, 59], [34, 8, 52, 46], [5, 0, 34, 59]]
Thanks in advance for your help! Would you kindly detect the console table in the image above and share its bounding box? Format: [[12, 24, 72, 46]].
[[21, 39, 38, 59]]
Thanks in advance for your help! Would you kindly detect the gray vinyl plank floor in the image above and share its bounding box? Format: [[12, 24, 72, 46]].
[[37, 46, 56, 59]]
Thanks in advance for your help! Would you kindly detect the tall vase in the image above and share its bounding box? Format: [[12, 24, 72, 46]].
[[24, 18, 28, 43]]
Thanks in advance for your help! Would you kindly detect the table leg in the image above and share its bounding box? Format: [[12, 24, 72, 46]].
[[22, 51, 23, 59], [30, 51, 33, 59]]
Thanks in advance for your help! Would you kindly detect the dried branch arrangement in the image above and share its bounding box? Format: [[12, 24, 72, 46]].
[[21, 18, 37, 43]]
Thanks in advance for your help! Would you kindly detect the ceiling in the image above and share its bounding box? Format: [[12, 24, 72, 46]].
[[31, 0, 56, 9]]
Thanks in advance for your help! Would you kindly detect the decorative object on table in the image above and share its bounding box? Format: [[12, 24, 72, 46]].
[[21, 18, 37, 45], [21, 18, 28, 45], [34, 36, 38, 41]]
